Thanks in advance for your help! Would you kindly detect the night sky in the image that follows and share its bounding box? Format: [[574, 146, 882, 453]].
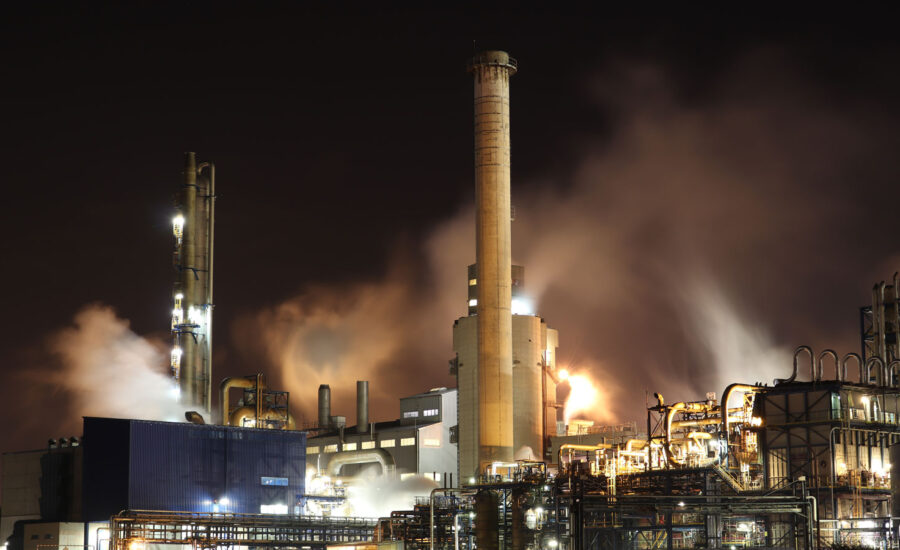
[[3, 6, 900, 461]]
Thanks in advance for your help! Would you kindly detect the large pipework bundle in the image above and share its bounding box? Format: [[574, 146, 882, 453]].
[[171, 152, 215, 414], [468, 50, 517, 469]]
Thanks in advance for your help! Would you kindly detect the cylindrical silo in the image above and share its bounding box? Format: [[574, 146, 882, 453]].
[[468, 50, 517, 470], [512, 315, 543, 460]]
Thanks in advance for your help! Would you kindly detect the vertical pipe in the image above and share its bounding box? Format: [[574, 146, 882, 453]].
[[318, 385, 332, 429], [357, 380, 369, 433], [178, 152, 198, 406], [468, 50, 516, 470], [203, 162, 215, 414]]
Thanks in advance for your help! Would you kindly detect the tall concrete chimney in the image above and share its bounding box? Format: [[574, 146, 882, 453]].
[[468, 51, 516, 468], [357, 380, 369, 433]]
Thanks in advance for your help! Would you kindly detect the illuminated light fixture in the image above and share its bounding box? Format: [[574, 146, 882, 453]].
[[468, 477, 476, 485], [558, 369, 569, 381], [548, 540, 558, 548], [469, 512, 476, 519], [172, 215, 185, 241], [535, 506, 544, 515], [175, 293, 184, 300], [469, 278, 477, 286], [219, 496, 230, 506], [678, 501, 685, 507], [468, 299, 477, 307]]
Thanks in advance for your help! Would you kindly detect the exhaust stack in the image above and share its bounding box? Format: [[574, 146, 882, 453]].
[[318, 384, 332, 429], [357, 380, 369, 433], [171, 152, 215, 413], [468, 50, 517, 468]]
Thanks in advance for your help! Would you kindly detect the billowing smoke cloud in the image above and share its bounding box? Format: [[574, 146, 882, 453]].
[[30, 305, 190, 434], [239, 50, 900, 425]]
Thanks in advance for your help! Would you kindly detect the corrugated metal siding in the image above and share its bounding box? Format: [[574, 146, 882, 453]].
[[82, 417, 131, 521], [83, 418, 305, 517], [127, 421, 306, 514]]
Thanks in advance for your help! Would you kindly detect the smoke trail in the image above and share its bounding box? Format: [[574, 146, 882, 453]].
[[239, 50, 900, 425], [35, 304, 194, 433]]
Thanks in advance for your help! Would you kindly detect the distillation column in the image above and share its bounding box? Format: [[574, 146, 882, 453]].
[[171, 152, 215, 414], [469, 51, 517, 469]]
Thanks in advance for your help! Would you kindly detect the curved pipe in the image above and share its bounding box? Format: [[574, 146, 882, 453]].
[[665, 402, 716, 466], [326, 449, 396, 477], [818, 349, 839, 381], [220, 376, 256, 425], [842, 352, 863, 384], [776, 345, 813, 385], [719, 383, 762, 465], [889, 360, 900, 389], [865, 356, 886, 386]]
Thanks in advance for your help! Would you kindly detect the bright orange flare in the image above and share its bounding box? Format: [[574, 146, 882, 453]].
[[564, 373, 599, 422]]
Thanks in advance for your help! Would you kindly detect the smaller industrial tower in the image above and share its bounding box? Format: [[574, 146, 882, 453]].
[[171, 152, 215, 413]]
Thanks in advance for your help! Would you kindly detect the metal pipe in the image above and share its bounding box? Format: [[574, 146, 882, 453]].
[[842, 352, 863, 384], [357, 381, 369, 433], [325, 449, 396, 478], [865, 356, 886, 386], [775, 345, 813, 384], [229, 405, 296, 430], [219, 376, 255, 425], [889, 360, 900, 389], [429, 487, 472, 550], [469, 50, 517, 471], [318, 384, 331, 429]]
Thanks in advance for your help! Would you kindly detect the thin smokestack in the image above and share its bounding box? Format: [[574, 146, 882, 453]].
[[318, 384, 331, 429], [357, 380, 369, 433], [469, 50, 516, 467]]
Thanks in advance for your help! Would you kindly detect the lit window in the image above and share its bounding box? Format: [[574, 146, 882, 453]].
[[261, 476, 289, 486], [344, 442, 357, 451], [469, 278, 477, 286], [401, 437, 416, 447], [361, 441, 376, 449], [425, 472, 441, 481], [400, 473, 415, 481], [423, 408, 439, 417], [324, 444, 338, 453], [403, 411, 419, 418], [260, 503, 288, 515], [307, 446, 319, 454], [468, 299, 477, 307], [380, 439, 396, 448], [423, 438, 441, 447]]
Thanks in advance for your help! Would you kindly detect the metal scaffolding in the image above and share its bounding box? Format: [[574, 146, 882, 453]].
[[109, 510, 376, 550]]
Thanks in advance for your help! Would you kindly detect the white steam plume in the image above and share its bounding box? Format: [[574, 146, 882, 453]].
[[42, 305, 197, 430], [238, 51, 897, 425]]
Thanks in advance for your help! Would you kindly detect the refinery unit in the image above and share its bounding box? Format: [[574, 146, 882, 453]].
[[4, 48, 900, 550]]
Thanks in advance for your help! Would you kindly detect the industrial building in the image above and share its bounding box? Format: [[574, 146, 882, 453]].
[[305, 384, 458, 488], [8, 48, 900, 550], [453, 263, 561, 479]]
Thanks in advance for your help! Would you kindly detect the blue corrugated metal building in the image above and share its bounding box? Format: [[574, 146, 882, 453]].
[[82, 417, 306, 520]]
